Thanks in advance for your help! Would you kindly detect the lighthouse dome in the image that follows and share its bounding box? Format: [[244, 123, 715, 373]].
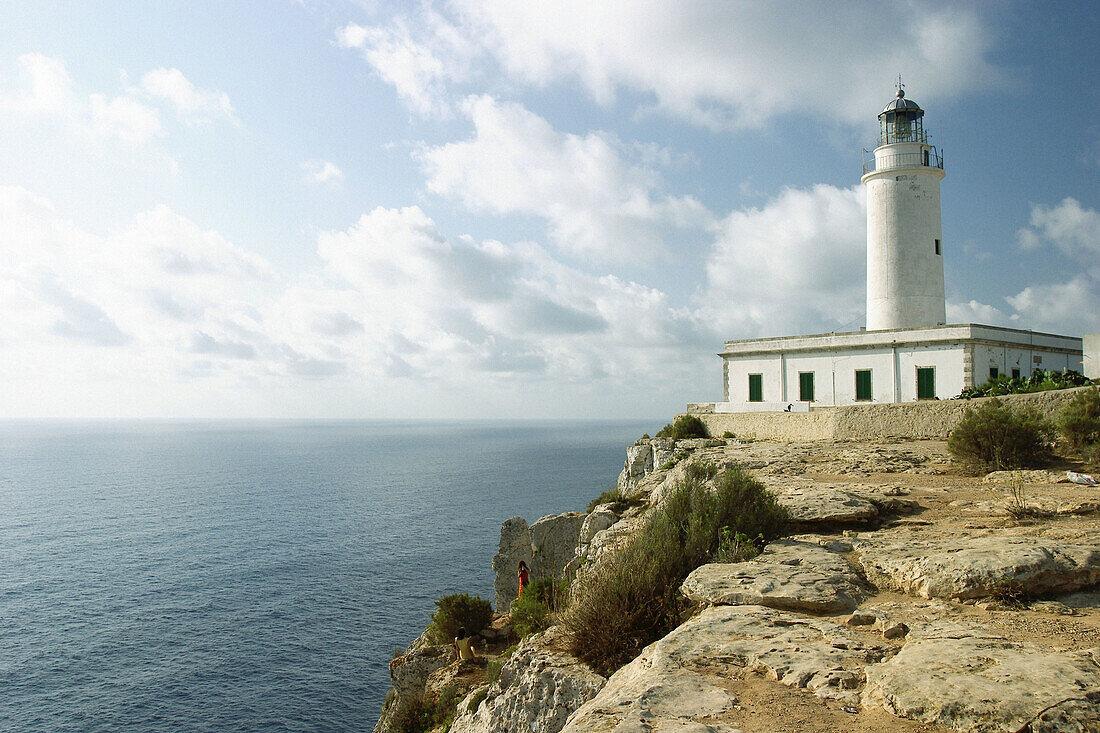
[[880, 88, 923, 116]]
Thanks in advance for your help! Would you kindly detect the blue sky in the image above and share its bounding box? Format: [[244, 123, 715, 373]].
[[1, 1, 1097, 419]]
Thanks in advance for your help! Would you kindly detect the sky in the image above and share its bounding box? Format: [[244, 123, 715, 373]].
[[1, 1, 1097, 419]]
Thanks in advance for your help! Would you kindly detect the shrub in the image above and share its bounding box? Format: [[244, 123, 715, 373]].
[[563, 461, 787, 675], [714, 529, 763, 563], [587, 485, 646, 513], [467, 686, 489, 713], [721, 430, 735, 439], [486, 644, 517, 684], [946, 398, 1053, 475], [654, 415, 708, 440], [428, 593, 493, 644], [957, 370, 1093, 399], [391, 685, 459, 733], [511, 575, 569, 638], [1057, 387, 1100, 453]]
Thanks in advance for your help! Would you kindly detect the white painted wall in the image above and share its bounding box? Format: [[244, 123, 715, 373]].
[[864, 141, 946, 331], [721, 335, 1082, 411]]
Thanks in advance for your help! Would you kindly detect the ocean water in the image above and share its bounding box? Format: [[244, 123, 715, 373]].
[[0, 419, 651, 732]]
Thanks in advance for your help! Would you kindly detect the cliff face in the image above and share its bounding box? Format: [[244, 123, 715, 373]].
[[376, 432, 1100, 733]]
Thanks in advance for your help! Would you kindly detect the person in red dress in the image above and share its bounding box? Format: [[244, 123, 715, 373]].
[[517, 560, 529, 598]]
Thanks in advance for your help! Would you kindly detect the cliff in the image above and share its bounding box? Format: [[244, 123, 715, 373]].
[[376, 398, 1100, 733]]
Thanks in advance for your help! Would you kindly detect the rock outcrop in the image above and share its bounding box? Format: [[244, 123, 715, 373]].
[[450, 627, 605, 733], [863, 620, 1100, 732], [492, 512, 585, 610], [681, 538, 867, 613], [853, 535, 1100, 600], [561, 604, 885, 731]]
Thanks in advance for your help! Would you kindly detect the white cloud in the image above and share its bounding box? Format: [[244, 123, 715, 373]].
[[1006, 277, 1100, 335], [1016, 198, 1100, 271], [301, 159, 344, 184], [418, 95, 711, 261], [345, 3, 1002, 129], [0, 187, 718, 416], [89, 92, 163, 144], [699, 184, 867, 337], [336, 14, 471, 117], [0, 53, 77, 115], [139, 67, 237, 124]]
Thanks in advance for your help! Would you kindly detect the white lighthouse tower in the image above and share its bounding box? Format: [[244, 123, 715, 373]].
[[862, 82, 946, 331]]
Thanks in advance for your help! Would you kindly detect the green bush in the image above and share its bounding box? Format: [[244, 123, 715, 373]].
[[510, 593, 549, 639], [654, 415, 708, 440], [563, 461, 787, 675], [428, 593, 493, 644], [391, 685, 460, 733], [721, 431, 735, 439], [958, 369, 1093, 399], [714, 529, 763, 563], [587, 485, 646, 513], [511, 575, 569, 638], [947, 398, 1054, 475], [486, 644, 517, 684], [1057, 387, 1100, 453]]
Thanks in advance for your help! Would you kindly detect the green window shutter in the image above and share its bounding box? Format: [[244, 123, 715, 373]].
[[855, 370, 872, 401], [748, 374, 763, 402], [917, 367, 935, 399], [799, 372, 814, 402]]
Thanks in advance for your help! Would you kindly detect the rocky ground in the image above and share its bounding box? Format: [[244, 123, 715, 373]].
[[381, 437, 1100, 733]]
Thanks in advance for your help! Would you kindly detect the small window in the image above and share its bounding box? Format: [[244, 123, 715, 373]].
[[935, 239, 941, 255], [855, 369, 872, 401], [989, 367, 999, 381], [1012, 368, 1021, 379], [917, 367, 936, 400], [799, 372, 815, 402], [748, 374, 763, 402], [923, 149, 930, 166]]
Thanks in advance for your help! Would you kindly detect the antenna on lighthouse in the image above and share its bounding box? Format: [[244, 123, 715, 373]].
[[895, 74, 904, 96]]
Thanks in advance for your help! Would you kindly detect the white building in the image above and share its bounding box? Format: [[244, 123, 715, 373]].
[[705, 85, 1083, 414]]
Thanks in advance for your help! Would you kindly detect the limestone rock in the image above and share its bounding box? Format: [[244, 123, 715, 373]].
[[772, 484, 879, 525], [449, 627, 605, 733], [577, 507, 619, 547], [681, 539, 866, 614], [389, 644, 452, 703], [853, 536, 1100, 600], [492, 512, 586, 610], [863, 621, 1100, 732], [561, 605, 885, 731]]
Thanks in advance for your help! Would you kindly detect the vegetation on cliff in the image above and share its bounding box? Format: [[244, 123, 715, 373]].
[[654, 414, 709, 440], [562, 461, 788, 675], [1057, 387, 1100, 467]]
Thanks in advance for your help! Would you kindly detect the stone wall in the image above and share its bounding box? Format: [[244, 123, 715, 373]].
[[693, 386, 1093, 442]]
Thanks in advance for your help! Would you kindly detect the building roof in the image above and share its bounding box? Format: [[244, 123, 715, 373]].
[[880, 88, 923, 116]]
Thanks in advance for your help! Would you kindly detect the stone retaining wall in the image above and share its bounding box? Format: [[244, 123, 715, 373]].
[[691, 387, 1093, 442]]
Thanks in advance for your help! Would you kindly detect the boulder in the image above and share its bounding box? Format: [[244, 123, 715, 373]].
[[863, 621, 1100, 732], [681, 539, 866, 614], [561, 605, 885, 731], [492, 512, 586, 610], [852, 536, 1100, 600], [449, 627, 605, 733]]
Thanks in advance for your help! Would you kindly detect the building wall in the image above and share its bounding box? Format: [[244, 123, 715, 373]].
[[865, 142, 946, 331], [971, 343, 1078, 382], [1085, 334, 1100, 379], [691, 386, 1091, 442], [724, 343, 966, 407], [722, 339, 1081, 410]]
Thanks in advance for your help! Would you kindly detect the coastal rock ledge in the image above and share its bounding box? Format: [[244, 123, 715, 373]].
[[375, 435, 1100, 733]]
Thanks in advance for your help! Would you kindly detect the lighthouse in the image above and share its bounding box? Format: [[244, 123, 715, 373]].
[[862, 83, 946, 331]]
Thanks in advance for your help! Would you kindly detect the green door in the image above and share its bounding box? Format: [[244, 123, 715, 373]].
[[855, 369, 872, 401], [748, 374, 763, 402], [917, 367, 935, 399], [799, 372, 814, 402]]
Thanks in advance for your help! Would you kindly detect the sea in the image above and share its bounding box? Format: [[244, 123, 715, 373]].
[[0, 419, 652, 732]]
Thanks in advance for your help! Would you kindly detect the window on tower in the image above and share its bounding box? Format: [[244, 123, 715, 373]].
[[935, 239, 941, 255]]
